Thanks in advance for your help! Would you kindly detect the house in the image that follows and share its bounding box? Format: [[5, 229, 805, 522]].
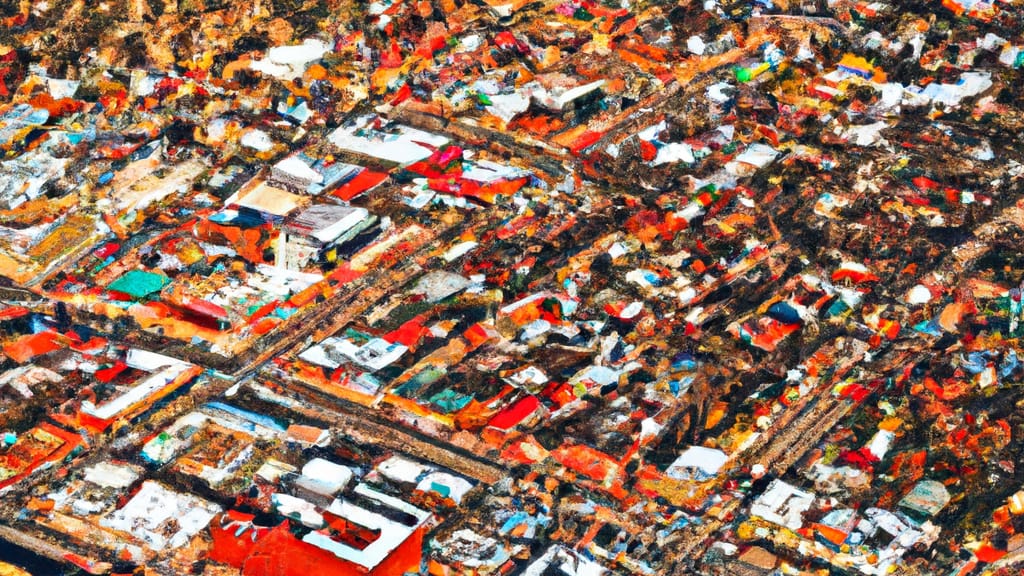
[[750, 479, 815, 531], [666, 446, 729, 481], [528, 79, 606, 114], [300, 336, 408, 373], [270, 153, 366, 196], [75, 350, 202, 433], [278, 204, 373, 270], [328, 115, 449, 165], [427, 529, 511, 576], [286, 424, 332, 448], [226, 180, 307, 222]]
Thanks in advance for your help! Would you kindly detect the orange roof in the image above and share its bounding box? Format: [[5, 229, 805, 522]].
[[3, 331, 63, 363], [551, 444, 620, 482], [286, 424, 328, 446]]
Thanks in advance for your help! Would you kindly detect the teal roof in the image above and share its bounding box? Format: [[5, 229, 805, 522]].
[[107, 270, 169, 299]]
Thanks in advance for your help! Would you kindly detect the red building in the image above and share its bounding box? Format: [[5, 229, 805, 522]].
[[210, 484, 430, 576]]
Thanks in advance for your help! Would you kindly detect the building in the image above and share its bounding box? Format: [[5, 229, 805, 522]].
[[277, 204, 373, 270], [210, 483, 431, 576]]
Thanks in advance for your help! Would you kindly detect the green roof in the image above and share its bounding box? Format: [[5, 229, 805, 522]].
[[107, 270, 169, 299]]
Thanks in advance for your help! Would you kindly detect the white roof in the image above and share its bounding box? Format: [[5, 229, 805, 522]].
[[653, 142, 695, 166], [272, 493, 324, 528], [349, 338, 408, 372], [227, 181, 305, 217], [83, 462, 142, 489], [750, 479, 815, 531], [530, 80, 605, 111], [416, 472, 473, 504], [286, 204, 369, 244], [461, 160, 529, 184], [83, 363, 191, 421], [100, 481, 220, 551], [306, 483, 430, 570], [377, 455, 431, 484], [269, 39, 330, 65], [733, 143, 779, 169], [410, 271, 470, 303], [506, 365, 549, 388], [921, 71, 992, 107], [251, 39, 330, 80], [299, 337, 407, 372], [298, 336, 347, 369], [442, 240, 478, 262], [328, 115, 449, 164], [296, 458, 353, 496], [275, 155, 324, 185], [240, 129, 275, 152], [47, 78, 80, 99], [126, 348, 190, 372], [667, 446, 729, 479]]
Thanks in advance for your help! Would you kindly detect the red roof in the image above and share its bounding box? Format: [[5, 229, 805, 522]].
[[3, 331, 63, 363], [0, 305, 30, 321], [95, 361, 129, 383], [331, 170, 388, 201], [974, 544, 1007, 563], [551, 444, 620, 482], [487, 395, 541, 430], [176, 296, 229, 320], [385, 316, 429, 348]]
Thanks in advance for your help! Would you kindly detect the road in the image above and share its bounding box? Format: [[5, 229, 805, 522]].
[[249, 381, 507, 484]]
